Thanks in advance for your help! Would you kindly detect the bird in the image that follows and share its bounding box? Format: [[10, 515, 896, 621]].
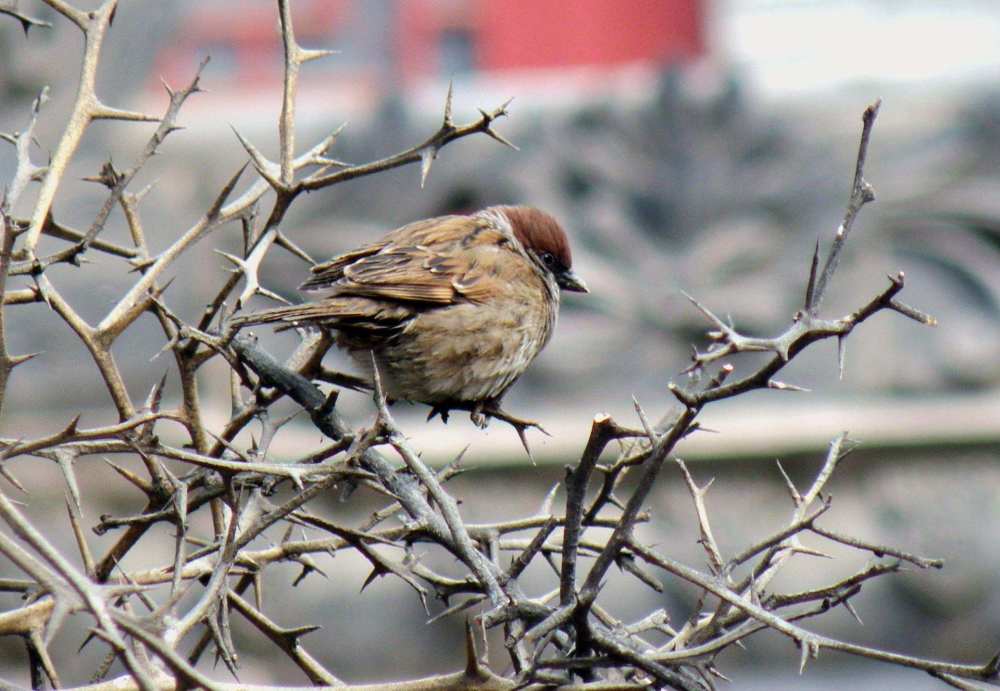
[[230, 205, 587, 453]]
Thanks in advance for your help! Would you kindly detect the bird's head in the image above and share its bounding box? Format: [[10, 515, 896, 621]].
[[500, 206, 588, 293]]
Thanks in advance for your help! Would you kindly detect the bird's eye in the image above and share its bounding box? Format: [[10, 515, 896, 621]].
[[540, 252, 557, 268]]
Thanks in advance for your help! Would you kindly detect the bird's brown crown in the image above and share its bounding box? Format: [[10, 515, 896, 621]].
[[499, 206, 573, 270]]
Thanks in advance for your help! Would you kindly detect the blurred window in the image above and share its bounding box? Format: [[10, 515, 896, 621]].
[[202, 41, 238, 77], [439, 27, 475, 75]]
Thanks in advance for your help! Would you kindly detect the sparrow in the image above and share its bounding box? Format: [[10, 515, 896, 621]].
[[231, 205, 587, 450]]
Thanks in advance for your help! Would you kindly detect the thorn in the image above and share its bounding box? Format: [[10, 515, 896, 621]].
[[274, 231, 314, 264], [298, 47, 338, 63], [257, 285, 291, 305], [419, 147, 436, 189], [478, 405, 549, 462], [207, 163, 247, 221], [283, 624, 322, 642], [0, 462, 26, 493], [982, 649, 1000, 678], [160, 77, 175, 99], [8, 351, 41, 367], [0, 438, 25, 462], [311, 123, 347, 160], [11, 11, 53, 35], [312, 156, 350, 169], [515, 425, 534, 465], [798, 637, 819, 674], [706, 663, 732, 683], [78, 630, 97, 654], [361, 566, 385, 591], [63, 414, 81, 437], [253, 572, 264, 612], [775, 459, 802, 507], [449, 444, 470, 469], [632, 396, 656, 441], [231, 127, 281, 189], [129, 256, 156, 272], [680, 290, 725, 329], [888, 298, 937, 326], [145, 371, 168, 414], [56, 452, 82, 513], [369, 351, 388, 415], [768, 380, 810, 393], [150, 334, 181, 362], [804, 237, 820, 312], [443, 81, 455, 128], [539, 480, 560, 516], [104, 458, 153, 494], [837, 336, 846, 380], [463, 619, 480, 676], [90, 102, 160, 123], [789, 545, 833, 560], [483, 126, 518, 151], [151, 275, 175, 300], [842, 599, 864, 626], [33, 275, 53, 309], [172, 480, 188, 532], [215, 249, 248, 272]]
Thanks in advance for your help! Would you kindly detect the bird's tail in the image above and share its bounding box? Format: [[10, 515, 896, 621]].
[[229, 303, 328, 330], [230, 298, 410, 338]]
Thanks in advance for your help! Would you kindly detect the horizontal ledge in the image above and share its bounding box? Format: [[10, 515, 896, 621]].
[[14, 392, 995, 470], [392, 391, 1000, 467]]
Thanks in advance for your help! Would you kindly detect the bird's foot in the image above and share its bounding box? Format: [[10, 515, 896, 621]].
[[427, 401, 549, 462], [469, 404, 488, 430], [474, 402, 551, 463], [426, 404, 451, 424]]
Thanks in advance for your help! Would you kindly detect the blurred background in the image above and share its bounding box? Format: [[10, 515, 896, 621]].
[[1, 1, 999, 688]]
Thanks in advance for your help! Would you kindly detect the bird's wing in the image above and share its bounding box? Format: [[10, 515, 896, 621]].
[[302, 215, 514, 306], [300, 216, 458, 291]]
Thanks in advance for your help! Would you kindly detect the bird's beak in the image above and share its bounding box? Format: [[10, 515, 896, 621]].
[[557, 269, 589, 293]]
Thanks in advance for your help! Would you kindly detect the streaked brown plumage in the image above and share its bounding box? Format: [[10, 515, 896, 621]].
[[232, 205, 587, 432]]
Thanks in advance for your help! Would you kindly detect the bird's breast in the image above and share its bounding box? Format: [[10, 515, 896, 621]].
[[359, 284, 558, 405]]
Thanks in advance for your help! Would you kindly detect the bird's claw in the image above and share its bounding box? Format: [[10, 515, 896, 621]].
[[428, 402, 548, 462], [475, 403, 550, 463], [469, 408, 487, 429], [426, 405, 451, 424]]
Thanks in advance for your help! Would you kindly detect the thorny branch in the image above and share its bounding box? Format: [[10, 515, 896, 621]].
[[0, 2, 990, 690]]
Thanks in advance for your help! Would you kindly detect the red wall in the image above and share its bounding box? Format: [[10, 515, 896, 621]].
[[478, 0, 702, 71], [155, 1, 704, 90], [398, 0, 703, 80]]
